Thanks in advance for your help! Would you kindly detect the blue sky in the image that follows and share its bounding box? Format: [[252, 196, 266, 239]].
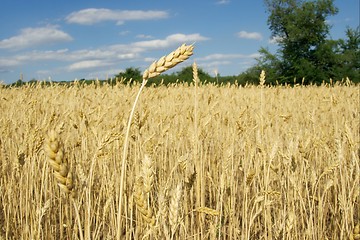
[[0, 0, 358, 84]]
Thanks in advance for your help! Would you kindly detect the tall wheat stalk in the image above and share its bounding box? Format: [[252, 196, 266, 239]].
[[44, 129, 84, 240], [116, 43, 194, 240]]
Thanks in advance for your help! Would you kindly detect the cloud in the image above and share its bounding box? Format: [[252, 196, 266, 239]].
[[237, 31, 263, 40], [68, 60, 113, 71], [136, 34, 154, 39], [0, 26, 72, 50], [119, 31, 130, 36], [0, 33, 209, 74], [133, 33, 209, 49], [0, 58, 21, 67], [85, 68, 124, 79], [196, 53, 260, 75], [197, 53, 260, 61], [269, 35, 283, 44], [201, 60, 232, 68], [216, 0, 230, 4], [66, 8, 169, 25]]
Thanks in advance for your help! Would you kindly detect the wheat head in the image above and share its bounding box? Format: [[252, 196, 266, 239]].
[[169, 183, 183, 235], [192, 61, 200, 85], [142, 43, 194, 80], [259, 70, 266, 86], [44, 130, 74, 196], [350, 223, 360, 240], [133, 178, 156, 226], [141, 154, 154, 194], [196, 207, 220, 216]]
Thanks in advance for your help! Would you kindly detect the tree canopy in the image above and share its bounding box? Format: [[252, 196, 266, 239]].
[[249, 0, 359, 84]]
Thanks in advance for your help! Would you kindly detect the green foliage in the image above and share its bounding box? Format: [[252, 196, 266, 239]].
[[257, 0, 350, 84], [259, 0, 359, 84], [115, 67, 142, 85], [336, 27, 360, 81], [175, 66, 214, 84]]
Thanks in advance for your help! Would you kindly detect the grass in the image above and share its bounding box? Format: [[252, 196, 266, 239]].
[[0, 72, 359, 239]]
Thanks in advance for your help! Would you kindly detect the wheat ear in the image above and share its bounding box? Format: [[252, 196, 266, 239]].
[[133, 178, 156, 226], [350, 223, 360, 240], [196, 207, 220, 216], [142, 154, 154, 194], [259, 70, 266, 86], [142, 43, 194, 80], [117, 43, 194, 240], [44, 130, 74, 195], [169, 183, 183, 236]]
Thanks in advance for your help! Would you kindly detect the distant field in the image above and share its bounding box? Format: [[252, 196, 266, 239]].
[[0, 82, 359, 239]]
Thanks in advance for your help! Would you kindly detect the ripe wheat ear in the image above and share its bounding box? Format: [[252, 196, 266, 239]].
[[142, 43, 194, 80], [44, 130, 74, 196]]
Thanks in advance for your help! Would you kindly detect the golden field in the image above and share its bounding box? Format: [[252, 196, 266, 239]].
[[0, 81, 359, 239]]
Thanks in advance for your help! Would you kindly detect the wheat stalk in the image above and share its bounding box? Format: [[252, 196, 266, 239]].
[[117, 43, 194, 240], [43, 129, 84, 240]]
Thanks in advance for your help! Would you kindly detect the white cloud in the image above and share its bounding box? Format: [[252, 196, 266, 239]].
[[197, 53, 260, 61], [0, 33, 209, 74], [216, 0, 230, 4], [119, 31, 130, 36], [196, 53, 260, 75], [133, 33, 209, 49], [68, 60, 113, 71], [237, 31, 263, 40], [136, 34, 153, 39], [0, 26, 72, 50], [66, 8, 169, 25], [269, 35, 283, 44], [144, 57, 156, 62], [0, 58, 21, 68], [201, 60, 232, 68]]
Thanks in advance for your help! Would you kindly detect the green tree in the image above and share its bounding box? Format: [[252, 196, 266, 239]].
[[115, 67, 142, 84], [336, 27, 360, 82], [173, 66, 213, 84], [262, 0, 339, 83]]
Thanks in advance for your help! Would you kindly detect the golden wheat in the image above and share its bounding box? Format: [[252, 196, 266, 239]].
[[44, 129, 74, 196], [0, 78, 358, 239], [141, 154, 154, 194], [259, 69, 266, 86], [117, 43, 195, 239], [350, 223, 360, 240], [169, 183, 182, 235], [142, 43, 194, 80], [196, 207, 220, 216], [133, 178, 156, 226]]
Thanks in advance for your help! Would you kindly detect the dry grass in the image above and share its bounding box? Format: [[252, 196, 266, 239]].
[[0, 76, 359, 239]]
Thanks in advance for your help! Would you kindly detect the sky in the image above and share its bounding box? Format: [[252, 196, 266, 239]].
[[0, 0, 358, 84]]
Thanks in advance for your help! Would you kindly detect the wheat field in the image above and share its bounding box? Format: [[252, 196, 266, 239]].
[[0, 78, 359, 239]]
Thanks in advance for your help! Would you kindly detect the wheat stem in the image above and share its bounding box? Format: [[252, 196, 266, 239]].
[[116, 43, 194, 240]]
